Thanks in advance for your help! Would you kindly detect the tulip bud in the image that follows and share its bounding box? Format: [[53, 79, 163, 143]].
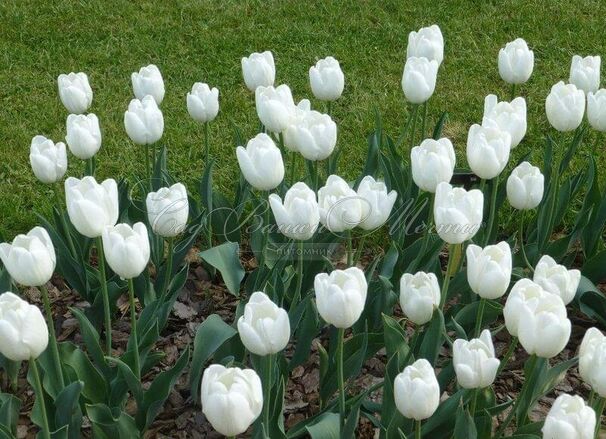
[[399, 272, 441, 325], [506, 161, 544, 210], [466, 123, 511, 180], [434, 182, 483, 244], [318, 175, 362, 232], [545, 81, 585, 132], [57, 72, 93, 114], [0, 227, 55, 287], [187, 83, 219, 123], [309, 56, 345, 101], [569, 55, 601, 94], [579, 327, 606, 397], [483, 94, 527, 148], [314, 267, 367, 329], [532, 255, 580, 305], [407, 24, 444, 66], [102, 223, 150, 279], [401, 57, 439, 104], [146, 183, 189, 238], [65, 176, 119, 238], [131, 64, 165, 104], [124, 95, 164, 145], [241, 51, 276, 92], [0, 292, 48, 361], [498, 38, 534, 85], [542, 394, 596, 439], [411, 138, 456, 193], [587, 89, 606, 132], [236, 133, 285, 191], [269, 182, 320, 241], [356, 176, 397, 230], [237, 292, 290, 356], [466, 242, 512, 300], [201, 364, 263, 437], [283, 109, 337, 161], [255, 84, 295, 133], [29, 135, 68, 184], [65, 113, 102, 160], [394, 358, 440, 421], [453, 330, 500, 389]]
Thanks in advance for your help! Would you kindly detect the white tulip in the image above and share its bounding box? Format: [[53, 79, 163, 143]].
[[255, 84, 295, 133], [579, 327, 606, 397], [124, 95, 164, 145], [201, 364, 263, 437], [466, 242, 512, 300], [65, 113, 102, 160], [131, 64, 165, 104], [318, 175, 362, 233], [314, 267, 367, 329], [0, 292, 48, 361], [65, 176, 119, 238], [394, 358, 440, 420], [356, 176, 397, 230], [146, 183, 189, 238], [29, 135, 68, 184], [569, 55, 601, 94], [57, 72, 93, 114], [242, 51, 275, 92], [0, 227, 55, 287], [407, 24, 444, 66], [401, 57, 439, 104], [309, 56, 345, 101], [283, 109, 337, 161], [453, 329, 500, 389], [503, 278, 547, 338], [542, 394, 596, 439], [506, 161, 544, 210], [187, 83, 219, 123], [434, 182, 483, 244], [466, 123, 511, 180], [237, 292, 290, 356], [533, 255, 580, 305], [282, 99, 312, 152], [498, 38, 534, 85], [483, 94, 527, 148], [411, 138, 456, 193], [399, 272, 441, 325], [102, 223, 150, 279], [269, 182, 319, 241], [236, 133, 284, 191], [587, 89, 606, 132], [545, 81, 585, 132]]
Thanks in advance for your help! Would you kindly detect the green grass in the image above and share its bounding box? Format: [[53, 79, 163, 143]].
[[1, 0, 605, 237]]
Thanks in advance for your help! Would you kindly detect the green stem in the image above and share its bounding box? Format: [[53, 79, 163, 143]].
[[519, 355, 540, 426], [95, 237, 112, 354], [519, 213, 533, 272], [402, 324, 421, 365], [396, 107, 415, 148], [145, 144, 151, 191], [127, 279, 141, 381], [497, 336, 518, 375], [474, 298, 486, 337], [347, 230, 354, 266], [204, 122, 210, 164], [594, 397, 605, 438], [54, 184, 78, 258], [289, 151, 298, 185], [415, 419, 422, 439], [39, 285, 65, 388], [589, 389, 596, 406], [413, 194, 434, 271], [409, 104, 419, 149], [439, 243, 459, 309], [162, 237, 175, 296], [30, 359, 51, 439], [336, 328, 346, 431], [312, 160, 319, 191], [510, 83, 517, 101], [353, 235, 367, 265], [469, 388, 478, 416], [326, 101, 332, 116], [293, 240, 304, 307], [420, 101, 428, 140], [484, 175, 500, 245], [263, 354, 273, 438]]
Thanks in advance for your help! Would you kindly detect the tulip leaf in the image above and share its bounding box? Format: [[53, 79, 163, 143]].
[[417, 309, 445, 365], [305, 412, 340, 439], [200, 242, 245, 296], [53, 381, 84, 438], [59, 342, 107, 404], [382, 314, 409, 360], [106, 357, 143, 407], [289, 295, 320, 370], [453, 403, 477, 439], [70, 308, 110, 376], [432, 111, 449, 140], [86, 403, 139, 438], [0, 393, 20, 436]]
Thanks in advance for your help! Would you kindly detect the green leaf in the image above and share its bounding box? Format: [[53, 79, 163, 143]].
[[70, 308, 110, 376], [200, 242, 245, 296], [575, 275, 606, 327], [305, 412, 340, 439], [453, 403, 477, 439], [418, 310, 445, 365], [59, 342, 108, 404], [382, 314, 410, 360], [0, 393, 20, 436], [433, 112, 449, 140], [86, 404, 139, 438], [106, 357, 143, 406], [53, 381, 84, 438]]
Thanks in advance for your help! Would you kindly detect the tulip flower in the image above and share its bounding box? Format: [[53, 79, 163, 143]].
[[124, 95, 164, 145], [187, 82, 219, 123], [236, 133, 285, 191], [255, 84, 295, 133], [0, 292, 48, 361], [356, 176, 397, 230], [399, 271, 441, 325], [411, 138, 456, 193], [282, 99, 311, 152], [498, 38, 534, 85], [241, 51, 276, 92], [0, 227, 55, 287], [283, 109, 337, 161], [314, 267, 367, 329], [131, 64, 165, 104], [57, 72, 93, 114], [201, 364, 263, 437], [579, 327, 606, 397], [542, 394, 596, 439], [29, 135, 67, 184], [309, 56, 345, 101], [407, 24, 444, 66], [237, 292, 290, 356], [466, 242, 512, 300], [466, 123, 511, 180], [401, 56, 439, 104], [146, 183, 189, 238], [394, 359, 440, 421], [453, 330, 500, 389], [65, 176, 119, 238], [269, 182, 320, 241], [318, 175, 362, 233], [434, 182, 483, 244], [545, 81, 585, 132], [532, 255, 580, 305], [569, 55, 601, 94], [587, 89, 606, 132], [506, 161, 544, 210], [101, 223, 150, 279], [482, 94, 527, 148], [503, 278, 547, 338], [65, 113, 102, 160]]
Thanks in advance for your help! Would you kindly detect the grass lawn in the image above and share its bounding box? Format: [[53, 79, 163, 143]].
[[1, 0, 605, 237]]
